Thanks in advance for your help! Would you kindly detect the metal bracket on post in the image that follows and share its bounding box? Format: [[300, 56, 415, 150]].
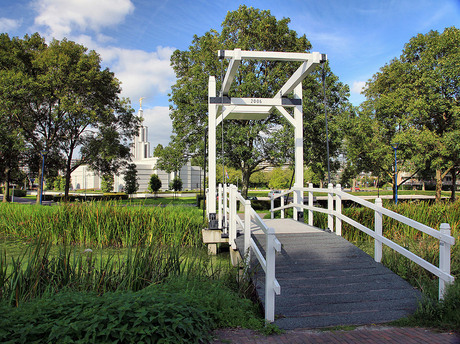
[[297, 211, 304, 223], [208, 213, 218, 230]]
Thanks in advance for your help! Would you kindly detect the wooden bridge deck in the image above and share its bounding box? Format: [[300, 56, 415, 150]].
[[235, 219, 421, 330]]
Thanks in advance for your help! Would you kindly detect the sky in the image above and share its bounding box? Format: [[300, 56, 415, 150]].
[[1, 0, 459, 148]]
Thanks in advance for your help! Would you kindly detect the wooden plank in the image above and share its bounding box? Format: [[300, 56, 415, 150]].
[[235, 219, 421, 329]]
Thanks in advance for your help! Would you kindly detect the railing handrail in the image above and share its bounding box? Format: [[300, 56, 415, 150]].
[[270, 183, 456, 299], [219, 184, 281, 322]]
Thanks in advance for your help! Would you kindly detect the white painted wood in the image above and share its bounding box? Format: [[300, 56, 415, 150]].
[[265, 227, 276, 322], [218, 183, 223, 230], [308, 183, 314, 226], [276, 60, 319, 98], [294, 83, 304, 221], [327, 183, 334, 232], [244, 199, 251, 264], [274, 106, 296, 127], [219, 50, 323, 62], [439, 223, 452, 299], [374, 198, 383, 263], [221, 48, 241, 95], [335, 184, 342, 236], [270, 184, 456, 300], [208, 76, 217, 216]]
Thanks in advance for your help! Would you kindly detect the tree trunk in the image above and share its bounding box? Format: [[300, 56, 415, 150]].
[[241, 167, 250, 199], [2, 168, 10, 202], [36, 163, 43, 204], [64, 158, 73, 201], [435, 169, 442, 202], [451, 168, 457, 202]]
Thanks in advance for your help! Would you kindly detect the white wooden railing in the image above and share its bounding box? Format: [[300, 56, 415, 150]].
[[270, 183, 456, 300], [218, 184, 281, 322]]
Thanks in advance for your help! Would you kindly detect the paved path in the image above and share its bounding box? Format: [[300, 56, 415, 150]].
[[212, 326, 460, 343], [236, 219, 421, 330]]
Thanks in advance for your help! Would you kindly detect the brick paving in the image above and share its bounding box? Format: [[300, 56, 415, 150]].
[[211, 326, 460, 344]]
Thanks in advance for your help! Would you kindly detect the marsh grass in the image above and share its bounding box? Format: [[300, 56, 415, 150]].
[[0, 237, 235, 307], [0, 202, 205, 248]]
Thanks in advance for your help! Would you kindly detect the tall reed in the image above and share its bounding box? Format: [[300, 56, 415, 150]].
[[0, 202, 206, 248], [0, 237, 232, 306]]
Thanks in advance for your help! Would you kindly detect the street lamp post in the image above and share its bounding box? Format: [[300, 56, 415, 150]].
[[39, 150, 47, 205], [390, 143, 399, 204]]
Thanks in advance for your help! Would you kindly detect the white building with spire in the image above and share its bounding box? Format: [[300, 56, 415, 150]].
[[71, 106, 203, 193]]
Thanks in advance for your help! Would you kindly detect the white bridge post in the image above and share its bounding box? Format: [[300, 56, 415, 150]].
[[265, 227, 277, 322], [293, 83, 304, 221], [335, 184, 342, 236], [439, 223, 452, 299], [374, 198, 383, 263], [228, 185, 236, 250], [218, 183, 223, 230], [207, 76, 217, 227], [244, 199, 251, 264], [327, 183, 334, 232], [308, 183, 314, 226]]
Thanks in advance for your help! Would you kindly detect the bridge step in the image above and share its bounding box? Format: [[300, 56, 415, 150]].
[[235, 220, 421, 330]]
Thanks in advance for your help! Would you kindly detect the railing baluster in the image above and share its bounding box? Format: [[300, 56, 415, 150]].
[[439, 223, 452, 300], [271, 195, 274, 219], [335, 184, 342, 236], [281, 195, 285, 219], [265, 227, 276, 322], [328, 183, 334, 232], [218, 183, 223, 230], [374, 198, 383, 263], [229, 185, 236, 250], [308, 183, 314, 226], [223, 183, 228, 231], [244, 199, 251, 265]]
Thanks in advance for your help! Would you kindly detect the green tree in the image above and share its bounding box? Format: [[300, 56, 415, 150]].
[[123, 163, 139, 195], [156, 143, 187, 174], [167, 5, 349, 198], [153, 144, 164, 157], [53, 175, 64, 191], [148, 174, 162, 195], [268, 168, 292, 190], [362, 27, 460, 202], [170, 176, 183, 192], [0, 33, 140, 203], [101, 174, 114, 193], [249, 170, 269, 188]]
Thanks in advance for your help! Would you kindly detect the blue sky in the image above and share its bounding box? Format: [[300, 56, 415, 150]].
[[1, 0, 459, 147]]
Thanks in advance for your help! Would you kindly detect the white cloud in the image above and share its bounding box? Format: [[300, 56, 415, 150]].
[[141, 107, 172, 147], [0, 17, 21, 31], [33, 0, 134, 38], [66, 35, 176, 114], [351, 81, 366, 94], [102, 46, 176, 100]]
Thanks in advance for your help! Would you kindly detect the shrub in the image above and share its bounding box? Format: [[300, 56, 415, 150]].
[[101, 174, 114, 193], [170, 176, 183, 192], [124, 164, 139, 194], [148, 174, 162, 194]]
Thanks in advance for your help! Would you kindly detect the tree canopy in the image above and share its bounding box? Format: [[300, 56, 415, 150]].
[[0, 33, 140, 202], [354, 26, 460, 201], [167, 5, 349, 197]]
